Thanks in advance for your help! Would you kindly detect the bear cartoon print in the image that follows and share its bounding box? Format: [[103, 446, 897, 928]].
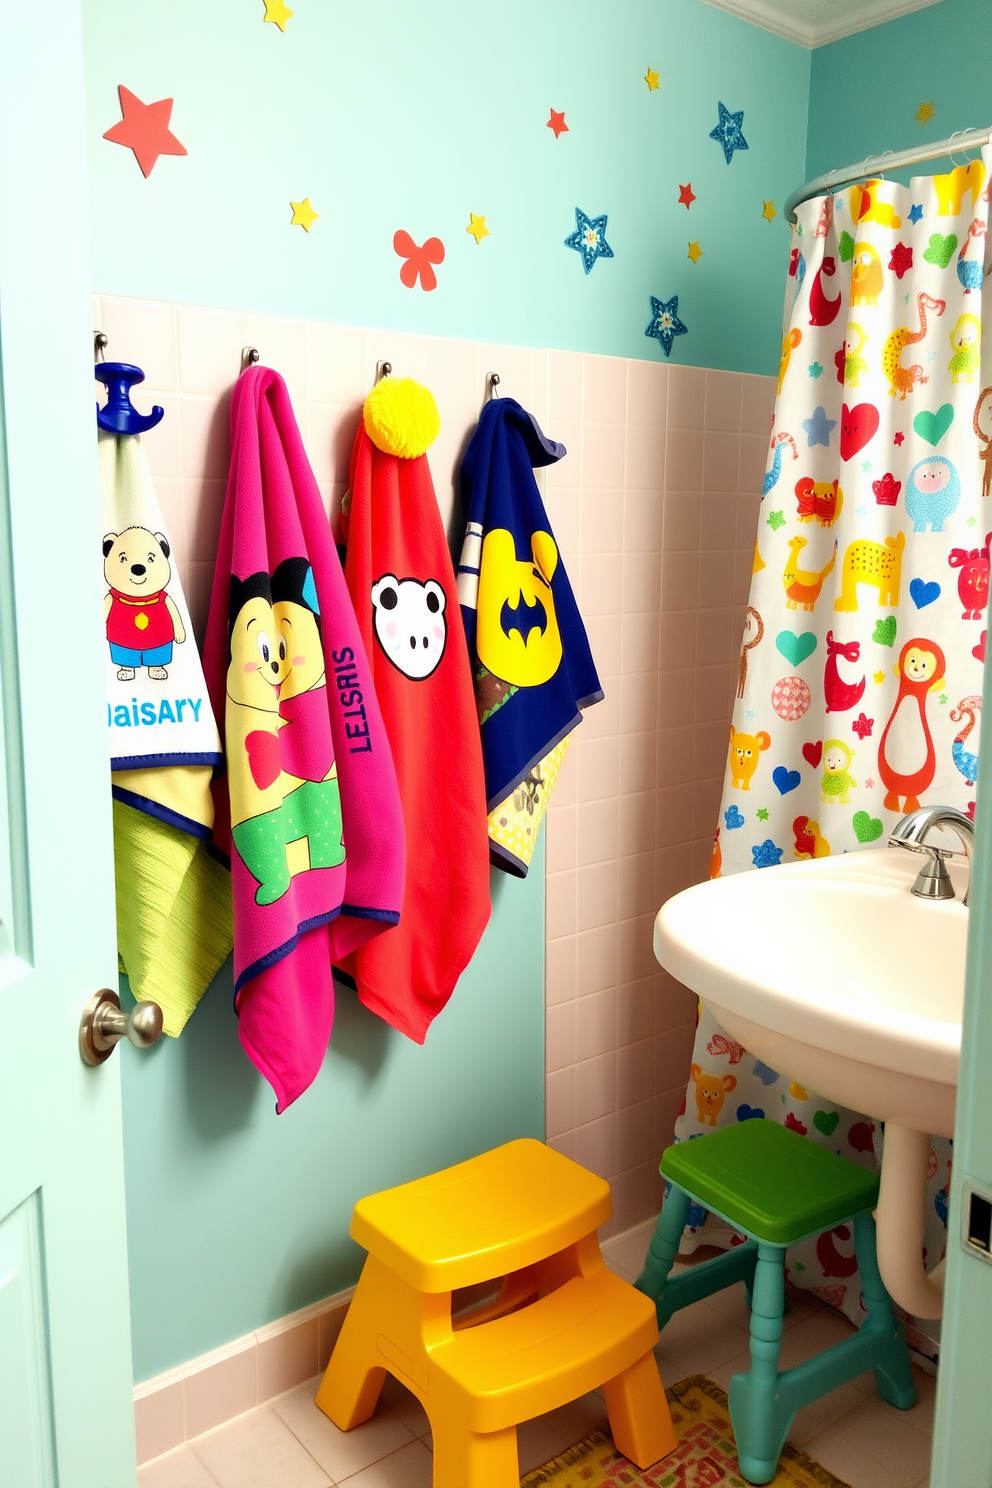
[[103, 526, 186, 680]]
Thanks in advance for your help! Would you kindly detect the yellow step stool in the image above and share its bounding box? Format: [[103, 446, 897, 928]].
[[315, 1138, 677, 1488]]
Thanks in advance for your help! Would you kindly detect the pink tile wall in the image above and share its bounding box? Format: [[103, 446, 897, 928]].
[[543, 354, 774, 1236], [92, 294, 774, 1245]]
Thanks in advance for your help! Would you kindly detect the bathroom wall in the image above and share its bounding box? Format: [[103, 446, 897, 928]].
[[83, 0, 809, 375], [806, 0, 992, 179], [541, 357, 774, 1219], [96, 294, 549, 1383]]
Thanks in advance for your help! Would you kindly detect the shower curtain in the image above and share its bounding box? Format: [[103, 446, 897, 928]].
[[674, 150, 992, 1363]]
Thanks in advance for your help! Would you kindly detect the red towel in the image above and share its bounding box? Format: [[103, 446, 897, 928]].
[[336, 378, 490, 1041]]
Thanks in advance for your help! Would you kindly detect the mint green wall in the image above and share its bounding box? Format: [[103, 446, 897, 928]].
[[83, 0, 808, 378], [123, 851, 544, 1383], [807, 0, 992, 180]]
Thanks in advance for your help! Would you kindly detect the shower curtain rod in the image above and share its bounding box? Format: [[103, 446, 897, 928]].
[[784, 125, 992, 224]]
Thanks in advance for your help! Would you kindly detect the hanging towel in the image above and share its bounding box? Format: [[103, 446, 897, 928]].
[[457, 396, 603, 876], [203, 365, 405, 1110], [99, 431, 231, 1035], [336, 377, 491, 1042]]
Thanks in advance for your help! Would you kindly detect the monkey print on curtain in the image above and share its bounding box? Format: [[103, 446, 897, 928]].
[[675, 151, 992, 1363]]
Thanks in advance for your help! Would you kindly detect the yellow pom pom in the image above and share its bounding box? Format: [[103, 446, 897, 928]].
[[363, 378, 440, 459]]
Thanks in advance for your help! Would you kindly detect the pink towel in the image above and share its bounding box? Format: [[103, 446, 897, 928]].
[[204, 367, 405, 1109]]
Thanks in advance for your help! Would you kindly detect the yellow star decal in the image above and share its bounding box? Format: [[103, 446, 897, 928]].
[[874, 670, 886, 684], [915, 100, 935, 126], [290, 198, 318, 231], [263, 0, 294, 31], [467, 213, 490, 245], [687, 241, 702, 263], [762, 200, 776, 222], [644, 67, 660, 91]]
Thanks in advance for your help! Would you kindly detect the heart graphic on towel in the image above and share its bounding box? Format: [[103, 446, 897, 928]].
[[913, 404, 954, 446], [813, 1110, 840, 1137], [853, 810, 884, 843], [923, 232, 957, 269], [736, 1104, 765, 1122], [244, 728, 282, 792], [802, 741, 823, 768], [872, 616, 897, 647], [910, 577, 941, 609], [839, 402, 879, 461], [974, 630, 987, 664], [772, 765, 801, 795], [776, 630, 817, 666]]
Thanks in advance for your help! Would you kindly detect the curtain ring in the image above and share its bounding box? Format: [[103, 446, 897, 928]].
[[949, 129, 976, 168], [874, 149, 895, 181]]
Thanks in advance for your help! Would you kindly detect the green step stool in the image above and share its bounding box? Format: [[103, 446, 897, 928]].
[[635, 1120, 917, 1485]]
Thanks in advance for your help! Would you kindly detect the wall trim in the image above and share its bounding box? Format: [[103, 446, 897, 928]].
[[132, 1286, 355, 1466], [696, 0, 942, 47]]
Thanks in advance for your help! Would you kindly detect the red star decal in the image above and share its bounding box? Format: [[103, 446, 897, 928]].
[[678, 183, 696, 208], [547, 109, 568, 139], [893, 431, 905, 446], [103, 85, 187, 178]]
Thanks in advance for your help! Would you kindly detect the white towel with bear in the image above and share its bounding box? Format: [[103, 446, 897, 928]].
[[99, 432, 222, 835]]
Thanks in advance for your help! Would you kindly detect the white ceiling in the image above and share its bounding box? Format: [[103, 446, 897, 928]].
[[697, 0, 943, 48]]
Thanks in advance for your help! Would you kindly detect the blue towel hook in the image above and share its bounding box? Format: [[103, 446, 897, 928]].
[[94, 337, 164, 435]]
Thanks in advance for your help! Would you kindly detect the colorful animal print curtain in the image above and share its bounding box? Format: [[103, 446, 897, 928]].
[[674, 151, 992, 1362]]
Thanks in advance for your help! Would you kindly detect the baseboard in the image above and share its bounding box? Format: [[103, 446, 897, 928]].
[[132, 1286, 355, 1465]]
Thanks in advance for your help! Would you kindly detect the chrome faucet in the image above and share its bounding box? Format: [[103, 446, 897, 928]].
[[889, 805, 975, 905]]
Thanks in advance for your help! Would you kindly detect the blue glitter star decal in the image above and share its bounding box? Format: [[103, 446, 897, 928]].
[[645, 294, 688, 356], [802, 405, 836, 447], [564, 208, 614, 274], [709, 101, 748, 164], [909, 203, 924, 224]]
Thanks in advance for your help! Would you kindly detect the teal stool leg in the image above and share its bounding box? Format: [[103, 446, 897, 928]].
[[729, 1243, 794, 1486], [853, 1212, 918, 1410], [635, 1185, 691, 1328]]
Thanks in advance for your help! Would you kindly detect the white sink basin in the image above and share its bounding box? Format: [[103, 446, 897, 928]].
[[654, 847, 966, 1139]]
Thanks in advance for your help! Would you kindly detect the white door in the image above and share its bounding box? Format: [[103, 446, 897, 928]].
[[0, 4, 137, 1484]]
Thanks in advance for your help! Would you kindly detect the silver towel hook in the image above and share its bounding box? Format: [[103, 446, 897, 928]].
[[94, 331, 108, 363], [375, 360, 392, 383], [240, 346, 260, 374], [485, 372, 500, 402]]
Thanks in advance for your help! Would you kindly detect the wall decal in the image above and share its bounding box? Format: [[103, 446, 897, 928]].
[[547, 109, 568, 139], [466, 213, 489, 244], [290, 198, 318, 231], [263, 0, 294, 31], [644, 67, 660, 91], [393, 230, 445, 290], [762, 200, 776, 222], [102, 84, 187, 178], [687, 241, 702, 263], [565, 208, 613, 274], [645, 294, 687, 356], [915, 101, 935, 127], [709, 101, 748, 164], [678, 183, 696, 209]]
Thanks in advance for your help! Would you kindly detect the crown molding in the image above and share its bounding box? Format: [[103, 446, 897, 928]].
[[696, 0, 943, 49]]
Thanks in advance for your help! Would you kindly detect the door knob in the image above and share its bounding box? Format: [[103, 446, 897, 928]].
[[79, 988, 164, 1066]]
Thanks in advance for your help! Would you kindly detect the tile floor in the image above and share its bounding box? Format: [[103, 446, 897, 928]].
[[138, 1220, 935, 1488]]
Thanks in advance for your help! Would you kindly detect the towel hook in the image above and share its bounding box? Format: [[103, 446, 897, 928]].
[[95, 361, 164, 436], [485, 372, 500, 402], [241, 346, 260, 374], [94, 331, 108, 363], [375, 360, 392, 383]]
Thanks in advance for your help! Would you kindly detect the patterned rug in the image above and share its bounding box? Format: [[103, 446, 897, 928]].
[[521, 1375, 851, 1487]]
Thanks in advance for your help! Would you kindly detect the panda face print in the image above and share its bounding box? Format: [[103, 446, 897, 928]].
[[371, 574, 447, 680]]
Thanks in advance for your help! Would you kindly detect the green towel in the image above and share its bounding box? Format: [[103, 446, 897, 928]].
[[113, 800, 232, 1037]]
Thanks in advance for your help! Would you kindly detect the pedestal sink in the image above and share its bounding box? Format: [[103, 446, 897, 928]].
[[654, 846, 967, 1317]]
